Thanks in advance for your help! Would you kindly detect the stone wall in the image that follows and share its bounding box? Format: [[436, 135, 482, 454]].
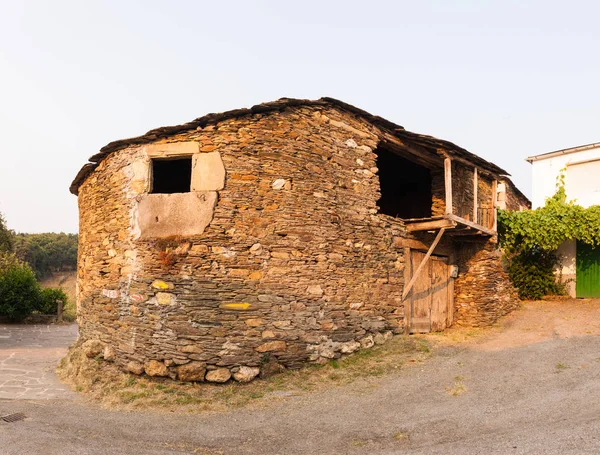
[[452, 163, 475, 220], [77, 106, 411, 382], [76, 104, 521, 382], [503, 179, 530, 211], [430, 168, 445, 216], [453, 240, 520, 326]]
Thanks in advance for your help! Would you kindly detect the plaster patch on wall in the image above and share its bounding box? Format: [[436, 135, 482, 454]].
[[191, 151, 226, 191], [137, 192, 218, 239]]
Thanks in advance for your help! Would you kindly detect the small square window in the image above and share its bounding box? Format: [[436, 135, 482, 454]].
[[151, 157, 192, 194]]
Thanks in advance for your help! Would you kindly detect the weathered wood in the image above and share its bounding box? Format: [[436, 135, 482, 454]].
[[392, 237, 452, 256], [405, 219, 456, 232], [410, 249, 432, 333], [402, 228, 446, 301], [430, 256, 449, 332], [492, 179, 498, 232], [403, 247, 412, 335], [381, 133, 444, 169], [446, 213, 496, 237], [473, 167, 478, 224], [445, 157, 452, 214]]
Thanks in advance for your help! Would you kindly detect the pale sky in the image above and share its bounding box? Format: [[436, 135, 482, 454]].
[[1, 0, 599, 233]]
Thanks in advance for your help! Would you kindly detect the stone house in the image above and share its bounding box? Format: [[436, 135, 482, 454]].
[[70, 97, 529, 382]]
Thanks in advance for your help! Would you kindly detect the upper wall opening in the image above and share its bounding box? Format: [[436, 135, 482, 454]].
[[375, 146, 433, 219], [150, 157, 192, 194]]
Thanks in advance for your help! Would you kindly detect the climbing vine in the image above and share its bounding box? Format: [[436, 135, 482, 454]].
[[498, 174, 600, 252], [498, 172, 600, 299]]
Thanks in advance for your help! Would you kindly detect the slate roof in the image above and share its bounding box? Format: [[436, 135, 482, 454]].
[[70, 97, 509, 195]]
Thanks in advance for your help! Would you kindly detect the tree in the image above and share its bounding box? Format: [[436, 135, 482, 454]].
[[13, 232, 78, 278], [0, 253, 41, 320], [0, 213, 13, 253]]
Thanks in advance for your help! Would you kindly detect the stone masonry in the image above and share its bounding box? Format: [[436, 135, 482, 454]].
[[73, 98, 525, 382]]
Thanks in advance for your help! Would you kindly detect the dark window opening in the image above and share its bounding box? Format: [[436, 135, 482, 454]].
[[151, 157, 192, 194], [375, 147, 432, 219]]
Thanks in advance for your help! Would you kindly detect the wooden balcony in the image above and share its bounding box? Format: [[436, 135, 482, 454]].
[[403, 157, 498, 238], [402, 213, 496, 237]]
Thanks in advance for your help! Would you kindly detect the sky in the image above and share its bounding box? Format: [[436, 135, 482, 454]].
[[1, 0, 600, 233]]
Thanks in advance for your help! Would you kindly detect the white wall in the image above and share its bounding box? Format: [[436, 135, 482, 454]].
[[530, 146, 600, 208], [530, 146, 600, 297], [556, 239, 576, 297]]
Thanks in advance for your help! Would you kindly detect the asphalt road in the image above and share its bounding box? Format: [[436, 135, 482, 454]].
[[2, 305, 600, 454]]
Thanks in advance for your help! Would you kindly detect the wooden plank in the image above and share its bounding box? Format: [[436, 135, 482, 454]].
[[473, 168, 478, 224], [492, 179, 498, 232], [430, 257, 449, 332], [445, 158, 453, 214], [405, 219, 456, 232], [403, 247, 411, 335], [380, 134, 444, 169], [451, 230, 484, 236], [402, 228, 446, 301], [410, 250, 432, 334], [392, 237, 452, 257], [446, 213, 496, 236]]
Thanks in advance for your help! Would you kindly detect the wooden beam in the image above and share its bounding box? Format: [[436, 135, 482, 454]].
[[473, 168, 478, 224], [405, 219, 457, 232], [380, 134, 444, 169], [403, 247, 411, 335], [440, 152, 502, 179], [492, 179, 498, 232], [402, 228, 446, 301], [392, 237, 453, 257], [444, 158, 452, 215], [446, 213, 496, 236], [451, 229, 484, 236]]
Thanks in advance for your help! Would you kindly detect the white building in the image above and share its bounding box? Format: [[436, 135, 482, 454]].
[[527, 142, 600, 297]]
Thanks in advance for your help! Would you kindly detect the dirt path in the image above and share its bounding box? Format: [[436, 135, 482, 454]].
[[473, 299, 600, 351], [2, 300, 600, 454]]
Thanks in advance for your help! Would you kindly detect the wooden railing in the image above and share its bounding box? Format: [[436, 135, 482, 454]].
[[477, 206, 495, 230]]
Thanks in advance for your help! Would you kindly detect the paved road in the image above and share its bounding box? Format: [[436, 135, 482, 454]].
[[0, 324, 78, 400], [2, 306, 600, 454]]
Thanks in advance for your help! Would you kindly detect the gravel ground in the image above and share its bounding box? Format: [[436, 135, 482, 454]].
[[2, 300, 600, 455]]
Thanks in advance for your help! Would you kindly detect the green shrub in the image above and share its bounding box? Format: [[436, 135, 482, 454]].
[[38, 287, 69, 315], [505, 248, 566, 300], [0, 256, 41, 320]]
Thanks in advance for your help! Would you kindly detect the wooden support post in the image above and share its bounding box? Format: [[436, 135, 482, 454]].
[[473, 168, 478, 224], [444, 158, 452, 215], [492, 179, 498, 232], [402, 228, 446, 301], [57, 299, 63, 322]]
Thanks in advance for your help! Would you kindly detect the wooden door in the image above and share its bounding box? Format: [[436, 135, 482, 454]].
[[410, 251, 432, 333], [407, 250, 452, 334], [430, 257, 449, 331]]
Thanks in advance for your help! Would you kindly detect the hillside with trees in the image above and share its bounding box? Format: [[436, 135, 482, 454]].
[[13, 232, 78, 278], [0, 212, 76, 320]]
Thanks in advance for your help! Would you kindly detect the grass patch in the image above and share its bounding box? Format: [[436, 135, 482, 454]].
[[393, 431, 410, 441], [57, 335, 434, 413], [351, 438, 367, 447], [555, 362, 569, 373], [446, 377, 467, 396]]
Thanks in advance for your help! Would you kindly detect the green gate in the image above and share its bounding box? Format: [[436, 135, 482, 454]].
[[576, 241, 600, 298]]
